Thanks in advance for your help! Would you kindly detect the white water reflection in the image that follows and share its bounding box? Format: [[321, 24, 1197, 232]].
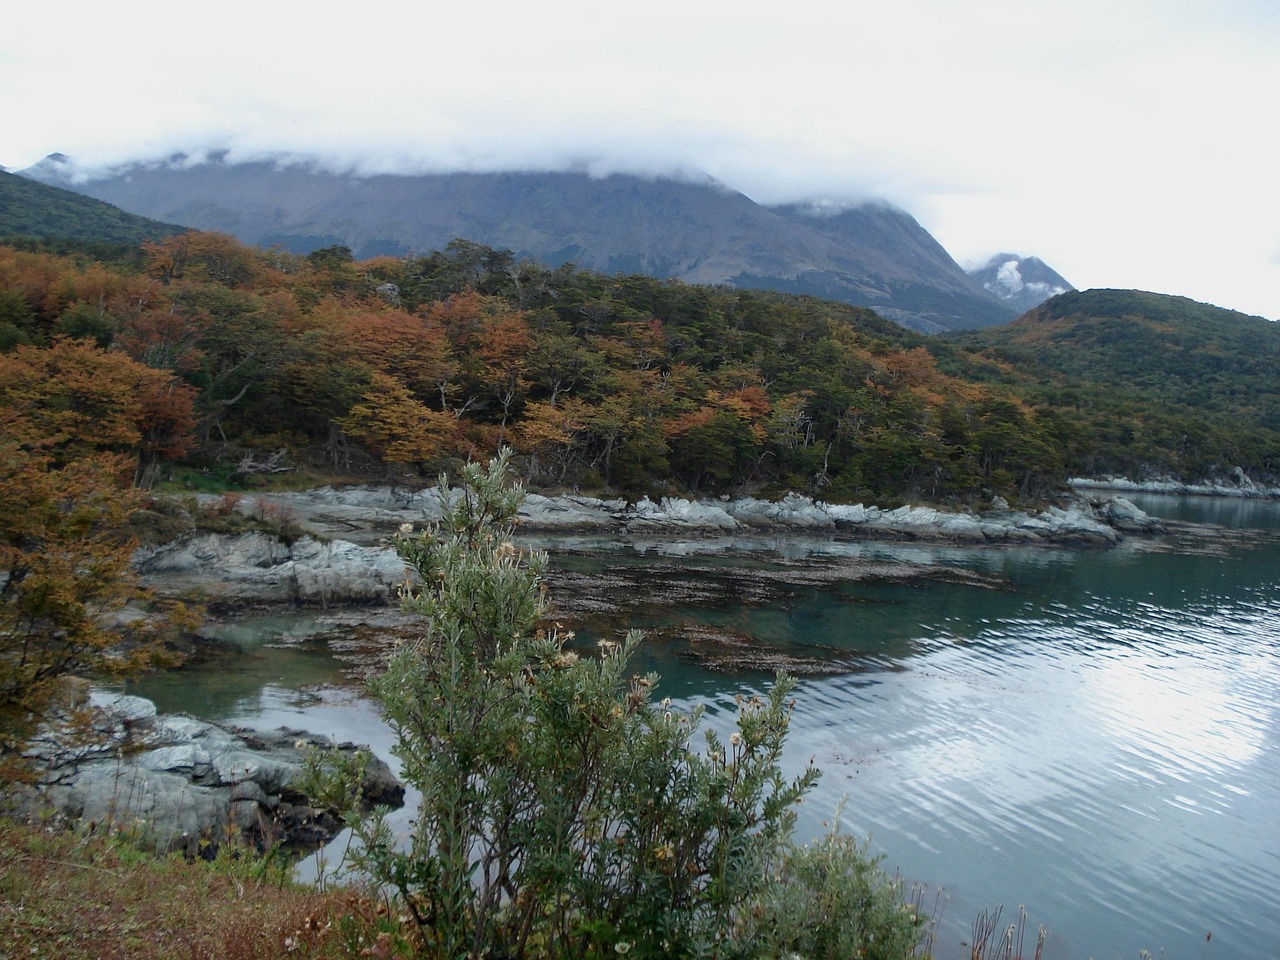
[[1089, 647, 1271, 776]]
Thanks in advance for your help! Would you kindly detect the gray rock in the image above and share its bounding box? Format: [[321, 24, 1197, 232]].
[[135, 743, 213, 778], [520, 492, 618, 529], [21, 696, 403, 853], [727, 495, 835, 531], [135, 533, 406, 606], [139, 482, 1163, 609], [1070, 475, 1280, 500], [89, 692, 158, 724], [1096, 496, 1165, 532]]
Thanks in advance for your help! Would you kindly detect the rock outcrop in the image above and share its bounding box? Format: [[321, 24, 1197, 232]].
[[134, 532, 407, 606], [134, 488, 1161, 608], [1071, 473, 1280, 500], [513, 490, 1149, 545], [21, 692, 403, 855], [175, 482, 1161, 547]]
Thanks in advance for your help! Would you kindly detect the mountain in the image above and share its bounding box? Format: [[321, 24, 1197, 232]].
[[965, 253, 1073, 314], [0, 167, 184, 247], [19, 154, 1014, 333]]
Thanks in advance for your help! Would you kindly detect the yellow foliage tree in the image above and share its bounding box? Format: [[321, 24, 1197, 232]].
[[338, 372, 457, 468]]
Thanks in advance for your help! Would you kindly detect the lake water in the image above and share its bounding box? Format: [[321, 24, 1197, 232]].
[[125, 494, 1280, 960]]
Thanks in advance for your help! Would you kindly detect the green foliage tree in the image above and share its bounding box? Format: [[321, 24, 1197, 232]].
[[329, 451, 923, 960]]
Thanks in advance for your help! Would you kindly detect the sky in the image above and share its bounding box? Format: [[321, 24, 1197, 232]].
[[3, 0, 1278, 319]]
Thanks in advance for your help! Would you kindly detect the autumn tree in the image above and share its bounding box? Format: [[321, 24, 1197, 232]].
[[0, 443, 189, 780], [338, 372, 457, 471], [0, 338, 195, 486], [513, 397, 590, 483], [142, 231, 261, 287]]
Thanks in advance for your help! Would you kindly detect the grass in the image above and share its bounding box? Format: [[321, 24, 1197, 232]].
[[0, 818, 412, 959]]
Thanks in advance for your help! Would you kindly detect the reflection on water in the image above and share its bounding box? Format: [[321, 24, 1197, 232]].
[[128, 496, 1280, 960], [128, 631, 345, 719]]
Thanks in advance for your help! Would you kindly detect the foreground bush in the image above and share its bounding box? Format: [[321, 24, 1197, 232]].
[[328, 450, 924, 959]]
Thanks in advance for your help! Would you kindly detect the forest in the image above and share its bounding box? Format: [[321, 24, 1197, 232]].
[[939, 289, 1280, 482], [2, 231, 1276, 507]]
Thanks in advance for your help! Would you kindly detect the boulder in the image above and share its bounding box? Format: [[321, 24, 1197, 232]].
[[519, 493, 618, 530], [1096, 496, 1165, 533], [727, 494, 835, 531], [20, 696, 404, 854]]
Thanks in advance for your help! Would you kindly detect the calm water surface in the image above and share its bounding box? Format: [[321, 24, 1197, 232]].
[[127, 494, 1280, 960]]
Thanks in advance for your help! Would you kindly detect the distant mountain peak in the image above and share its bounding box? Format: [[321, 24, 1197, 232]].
[[23, 152, 84, 185], [966, 253, 1073, 315]]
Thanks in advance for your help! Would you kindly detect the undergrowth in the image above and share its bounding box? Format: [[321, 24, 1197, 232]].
[[0, 817, 413, 958]]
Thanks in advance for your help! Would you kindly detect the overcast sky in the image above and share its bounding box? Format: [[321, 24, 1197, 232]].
[[3, 0, 1277, 319]]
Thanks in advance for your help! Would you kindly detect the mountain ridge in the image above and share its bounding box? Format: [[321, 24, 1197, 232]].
[[19, 153, 1016, 333], [938, 288, 1280, 480]]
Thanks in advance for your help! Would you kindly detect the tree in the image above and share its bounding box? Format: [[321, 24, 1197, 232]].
[[323, 452, 923, 960], [337, 372, 456, 469], [0, 445, 188, 780], [142, 231, 260, 287], [0, 338, 195, 486]]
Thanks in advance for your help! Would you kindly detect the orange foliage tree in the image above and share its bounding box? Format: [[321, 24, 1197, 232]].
[[0, 338, 195, 486], [0, 442, 195, 779], [337, 372, 457, 470]]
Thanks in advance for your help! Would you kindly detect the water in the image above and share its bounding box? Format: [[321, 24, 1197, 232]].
[[125, 495, 1280, 960]]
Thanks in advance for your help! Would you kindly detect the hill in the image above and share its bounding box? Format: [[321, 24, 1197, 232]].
[[18, 154, 1014, 333], [0, 231, 1064, 503], [0, 168, 183, 248], [5, 226, 1275, 497], [938, 289, 1280, 481]]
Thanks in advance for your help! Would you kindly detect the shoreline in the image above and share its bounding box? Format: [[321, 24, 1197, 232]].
[[134, 487, 1163, 608], [1070, 476, 1280, 500]]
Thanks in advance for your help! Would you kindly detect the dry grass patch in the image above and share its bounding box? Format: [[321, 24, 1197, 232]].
[[0, 818, 411, 959]]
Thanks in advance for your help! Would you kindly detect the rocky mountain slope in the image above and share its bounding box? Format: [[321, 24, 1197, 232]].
[[966, 252, 1073, 314], [20, 154, 1014, 332]]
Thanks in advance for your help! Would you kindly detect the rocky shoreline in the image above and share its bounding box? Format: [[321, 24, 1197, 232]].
[[1070, 474, 1280, 499], [9, 485, 1171, 852], [133, 487, 1163, 607], [17, 687, 403, 855]]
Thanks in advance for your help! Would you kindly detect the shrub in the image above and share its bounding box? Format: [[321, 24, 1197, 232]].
[[332, 450, 923, 959]]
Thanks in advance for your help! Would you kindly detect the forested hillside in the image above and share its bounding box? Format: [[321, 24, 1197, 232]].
[[2, 234, 1276, 503], [0, 170, 183, 251], [939, 289, 1280, 482]]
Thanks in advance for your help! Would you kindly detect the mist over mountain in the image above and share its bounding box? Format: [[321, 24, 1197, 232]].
[[20, 153, 1015, 333], [966, 253, 1073, 314]]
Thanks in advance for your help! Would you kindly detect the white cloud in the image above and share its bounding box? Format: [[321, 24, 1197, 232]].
[[995, 261, 1025, 295], [2, 0, 1277, 318]]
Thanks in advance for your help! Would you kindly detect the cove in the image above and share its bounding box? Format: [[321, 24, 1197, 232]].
[[123, 494, 1280, 960]]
